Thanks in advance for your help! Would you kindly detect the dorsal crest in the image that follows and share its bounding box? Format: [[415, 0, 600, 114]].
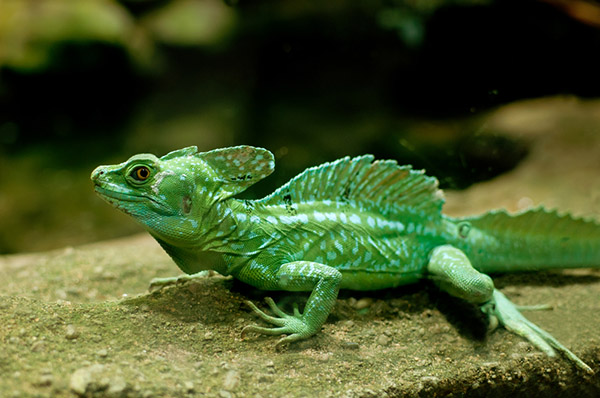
[[259, 155, 444, 216], [461, 207, 600, 239]]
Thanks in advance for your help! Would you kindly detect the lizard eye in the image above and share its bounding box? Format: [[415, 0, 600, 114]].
[[131, 166, 151, 182]]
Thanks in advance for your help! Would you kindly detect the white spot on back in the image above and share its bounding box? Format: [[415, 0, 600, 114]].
[[314, 211, 326, 222], [349, 214, 361, 224], [334, 240, 344, 253], [280, 215, 294, 224]]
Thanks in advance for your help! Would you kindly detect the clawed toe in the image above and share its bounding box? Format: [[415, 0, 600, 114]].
[[482, 290, 593, 374], [245, 299, 286, 325], [242, 298, 315, 345], [242, 324, 289, 337], [149, 271, 211, 292], [148, 277, 178, 291]]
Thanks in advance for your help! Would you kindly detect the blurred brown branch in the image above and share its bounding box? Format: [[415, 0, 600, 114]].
[[542, 0, 600, 28]]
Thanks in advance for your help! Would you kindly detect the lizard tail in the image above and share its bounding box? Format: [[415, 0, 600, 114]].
[[452, 207, 600, 273]]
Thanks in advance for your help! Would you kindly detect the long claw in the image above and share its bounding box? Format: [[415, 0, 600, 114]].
[[240, 324, 256, 338]]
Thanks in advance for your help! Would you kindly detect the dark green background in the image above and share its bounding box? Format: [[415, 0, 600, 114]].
[[1, 0, 599, 253]]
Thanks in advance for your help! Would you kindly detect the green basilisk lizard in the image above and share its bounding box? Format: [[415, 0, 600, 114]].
[[91, 145, 599, 373]]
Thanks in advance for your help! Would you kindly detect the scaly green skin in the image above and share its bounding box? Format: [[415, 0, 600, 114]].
[[91, 145, 599, 373]]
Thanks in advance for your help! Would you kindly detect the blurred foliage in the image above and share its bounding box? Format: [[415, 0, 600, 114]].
[[142, 0, 237, 46], [0, 0, 149, 71], [378, 0, 490, 46], [0, 0, 506, 72], [1, 0, 600, 253], [0, 0, 236, 72]]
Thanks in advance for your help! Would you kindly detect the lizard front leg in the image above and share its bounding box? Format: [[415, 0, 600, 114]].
[[240, 261, 342, 347], [427, 245, 593, 373], [148, 271, 213, 291]]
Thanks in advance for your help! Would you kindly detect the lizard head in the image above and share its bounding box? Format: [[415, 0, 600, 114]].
[[91, 145, 275, 244]]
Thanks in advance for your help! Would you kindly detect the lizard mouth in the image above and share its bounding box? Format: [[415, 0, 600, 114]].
[[94, 185, 146, 203], [94, 184, 173, 215]]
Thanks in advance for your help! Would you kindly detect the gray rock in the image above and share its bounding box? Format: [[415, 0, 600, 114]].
[[69, 364, 105, 395], [65, 324, 80, 340], [223, 369, 240, 390]]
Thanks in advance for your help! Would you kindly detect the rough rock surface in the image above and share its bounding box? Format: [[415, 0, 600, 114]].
[[1, 98, 599, 397]]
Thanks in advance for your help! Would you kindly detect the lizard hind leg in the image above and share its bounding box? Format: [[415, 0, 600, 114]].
[[427, 245, 495, 304], [427, 245, 593, 374]]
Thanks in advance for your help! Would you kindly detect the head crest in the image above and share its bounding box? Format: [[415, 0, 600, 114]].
[[162, 145, 275, 198]]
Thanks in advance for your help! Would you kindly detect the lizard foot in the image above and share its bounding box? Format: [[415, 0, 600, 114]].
[[148, 271, 211, 292], [241, 297, 317, 348], [481, 289, 593, 374]]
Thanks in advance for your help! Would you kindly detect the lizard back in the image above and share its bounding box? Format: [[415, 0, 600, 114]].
[[257, 154, 445, 218], [248, 155, 449, 289]]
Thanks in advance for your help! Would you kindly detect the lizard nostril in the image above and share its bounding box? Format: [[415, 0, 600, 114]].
[[91, 167, 107, 181]]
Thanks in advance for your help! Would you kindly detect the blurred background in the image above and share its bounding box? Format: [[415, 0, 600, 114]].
[[1, 0, 600, 254]]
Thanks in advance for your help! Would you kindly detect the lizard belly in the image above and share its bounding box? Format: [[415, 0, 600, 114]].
[[339, 269, 423, 291], [317, 236, 430, 291]]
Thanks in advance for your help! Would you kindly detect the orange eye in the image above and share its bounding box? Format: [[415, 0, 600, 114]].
[[131, 166, 151, 181]]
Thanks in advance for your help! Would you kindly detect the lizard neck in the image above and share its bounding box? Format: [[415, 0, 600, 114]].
[[196, 199, 268, 255], [148, 199, 266, 276]]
